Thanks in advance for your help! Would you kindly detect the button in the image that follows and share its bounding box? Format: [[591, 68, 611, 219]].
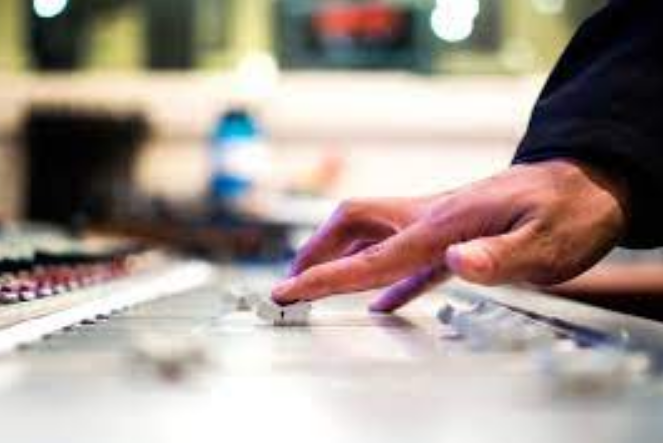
[[130, 335, 211, 382], [0, 290, 19, 304], [256, 298, 312, 327], [443, 302, 558, 352], [535, 346, 651, 396], [228, 284, 259, 311]]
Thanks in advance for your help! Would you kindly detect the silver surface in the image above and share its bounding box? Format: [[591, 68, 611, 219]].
[[1, 266, 663, 443]]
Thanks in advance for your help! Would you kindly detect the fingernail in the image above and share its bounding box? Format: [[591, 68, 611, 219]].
[[272, 278, 296, 299], [466, 244, 493, 274], [369, 300, 386, 312], [369, 301, 390, 313], [445, 245, 464, 273], [369, 295, 395, 313], [448, 243, 492, 276]]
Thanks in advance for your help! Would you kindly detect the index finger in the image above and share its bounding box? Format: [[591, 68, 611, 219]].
[[289, 201, 396, 276], [273, 222, 445, 303], [288, 216, 352, 277]]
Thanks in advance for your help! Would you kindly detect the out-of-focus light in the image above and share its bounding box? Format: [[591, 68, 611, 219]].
[[431, 8, 474, 43], [431, 0, 480, 43], [531, 0, 566, 15], [33, 0, 69, 19], [233, 52, 280, 104], [437, 0, 480, 19]]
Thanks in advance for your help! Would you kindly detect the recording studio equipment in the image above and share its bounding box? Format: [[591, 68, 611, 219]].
[[1, 224, 662, 442]]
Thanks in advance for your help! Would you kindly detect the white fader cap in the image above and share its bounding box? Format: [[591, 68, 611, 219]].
[[256, 298, 312, 327]]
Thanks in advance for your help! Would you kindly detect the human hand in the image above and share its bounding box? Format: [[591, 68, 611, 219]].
[[272, 160, 629, 312]]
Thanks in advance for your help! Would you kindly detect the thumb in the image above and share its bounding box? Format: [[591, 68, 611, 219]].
[[445, 229, 536, 285]]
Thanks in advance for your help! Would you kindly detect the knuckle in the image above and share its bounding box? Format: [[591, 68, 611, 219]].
[[423, 197, 471, 236], [300, 268, 330, 293], [412, 228, 447, 264], [525, 218, 552, 238], [359, 243, 387, 264]]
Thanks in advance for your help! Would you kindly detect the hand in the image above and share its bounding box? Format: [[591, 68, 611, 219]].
[[272, 160, 629, 312]]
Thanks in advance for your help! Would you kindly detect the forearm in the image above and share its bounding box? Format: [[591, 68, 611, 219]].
[[513, 1, 663, 248]]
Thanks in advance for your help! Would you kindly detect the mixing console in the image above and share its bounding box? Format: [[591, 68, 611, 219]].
[[0, 224, 141, 304], [0, 225, 214, 353], [1, 226, 663, 443]]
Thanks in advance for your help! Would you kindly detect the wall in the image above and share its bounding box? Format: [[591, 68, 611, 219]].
[[0, 72, 541, 216], [0, 0, 25, 70], [0, 0, 584, 73]]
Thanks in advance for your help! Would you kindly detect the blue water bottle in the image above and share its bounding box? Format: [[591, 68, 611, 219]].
[[209, 108, 267, 204]]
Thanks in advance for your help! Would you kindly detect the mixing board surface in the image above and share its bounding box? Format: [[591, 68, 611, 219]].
[[1, 227, 663, 442]]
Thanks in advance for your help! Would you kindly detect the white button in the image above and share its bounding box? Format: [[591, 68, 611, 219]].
[[255, 298, 311, 327]]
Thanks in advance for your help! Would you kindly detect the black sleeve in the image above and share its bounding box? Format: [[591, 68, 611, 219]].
[[512, 0, 663, 248]]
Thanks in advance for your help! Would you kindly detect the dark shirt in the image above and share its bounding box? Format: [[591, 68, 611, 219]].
[[513, 0, 663, 248]]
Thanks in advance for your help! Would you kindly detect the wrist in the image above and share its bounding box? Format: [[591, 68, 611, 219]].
[[539, 158, 630, 241]]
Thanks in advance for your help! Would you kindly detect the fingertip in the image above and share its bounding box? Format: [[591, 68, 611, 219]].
[[368, 298, 395, 314], [445, 244, 464, 274], [369, 285, 414, 314], [446, 242, 496, 283], [271, 277, 297, 303]]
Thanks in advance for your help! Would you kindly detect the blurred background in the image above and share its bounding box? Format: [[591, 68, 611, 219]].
[[0, 0, 606, 219]]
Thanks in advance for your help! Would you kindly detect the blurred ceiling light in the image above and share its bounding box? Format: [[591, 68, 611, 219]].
[[233, 53, 280, 104], [531, 0, 566, 15], [431, 0, 480, 43], [33, 0, 69, 18]]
